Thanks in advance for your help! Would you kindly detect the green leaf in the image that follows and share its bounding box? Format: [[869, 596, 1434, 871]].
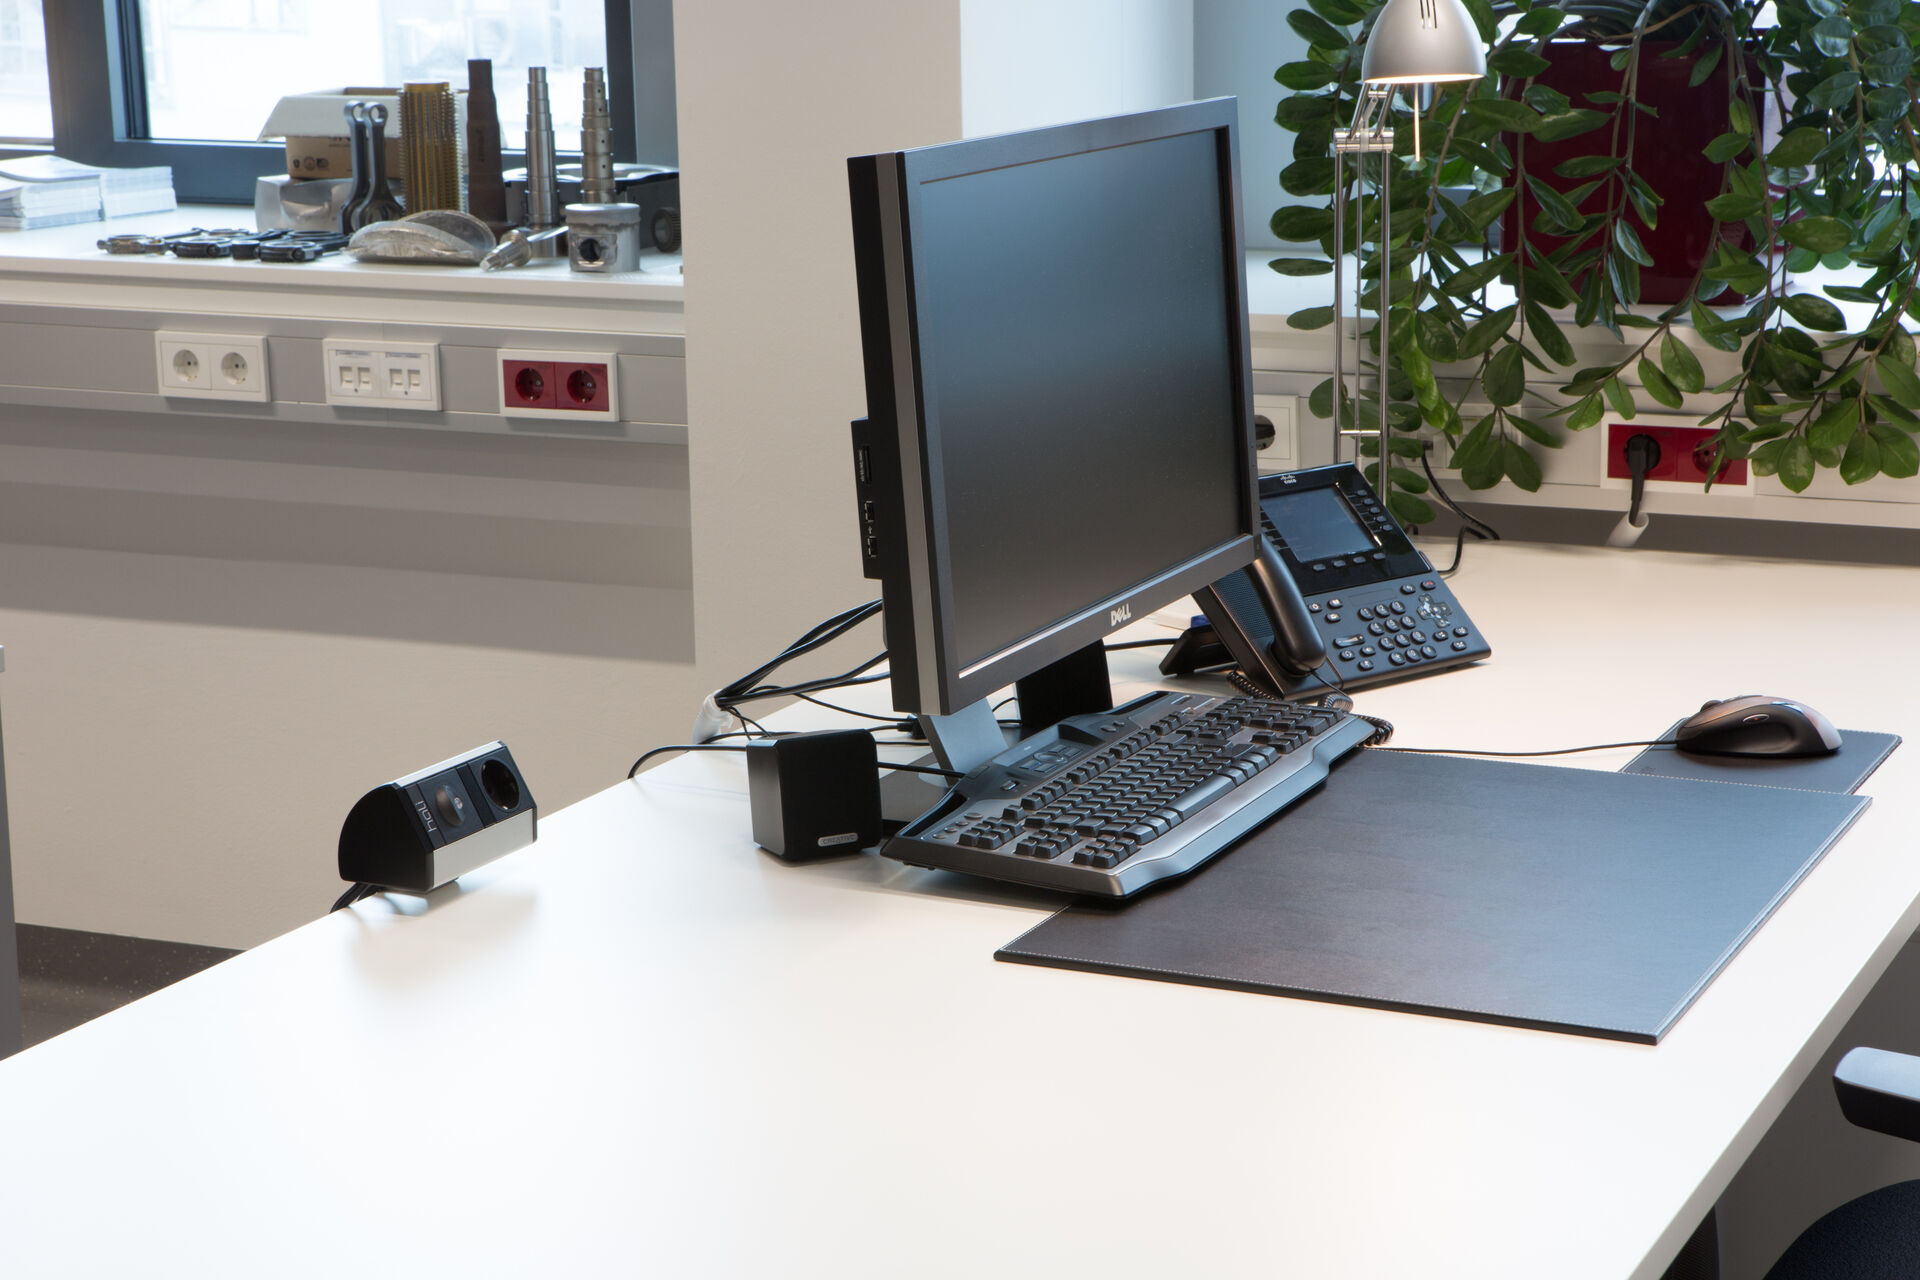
[[1877, 355, 1920, 410], [1451, 415, 1497, 472], [1639, 358, 1684, 408], [1862, 45, 1912, 87], [1507, 414, 1561, 448], [1806, 69, 1863, 109], [1778, 436, 1816, 493], [1275, 94, 1335, 131], [1274, 61, 1338, 91], [1825, 284, 1881, 303], [1521, 84, 1571, 115], [1458, 304, 1517, 359], [1488, 45, 1551, 77], [1515, 7, 1564, 34], [1269, 256, 1334, 277], [1660, 333, 1706, 394], [1728, 97, 1753, 137], [1768, 129, 1828, 169], [1464, 98, 1540, 134], [1866, 85, 1911, 118], [1604, 376, 1636, 419], [1841, 430, 1881, 484], [1286, 305, 1337, 331], [1441, 252, 1515, 298], [1687, 43, 1724, 88], [1386, 491, 1438, 525], [1873, 423, 1920, 476], [1613, 219, 1654, 267], [1305, 0, 1368, 23], [1271, 206, 1335, 242], [1809, 396, 1861, 450], [1703, 133, 1750, 163], [1749, 438, 1789, 476], [1286, 10, 1350, 50], [1553, 154, 1621, 179], [1567, 394, 1604, 432], [1780, 216, 1852, 254], [1485, 343, 1526, 406], [1280, 158, 1336, 196], [1525, 302, 1575, 366], [1460, 187, 1516, 233], [1388, 465, 1430, 494], [1308, 377, 1334, 420], [1502, 438, 1543, 491], [1705, 193, 1762, 221], [1533, 109, 1612, 143], [1811, 14, 1855, 56], [1780, 292, 1848, 331], [1521, 257, 1578, 308], [1416, 310, 1460, 363]]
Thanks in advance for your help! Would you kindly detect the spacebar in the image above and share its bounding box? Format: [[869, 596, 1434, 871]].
[[1169, 773, 1235, 818]]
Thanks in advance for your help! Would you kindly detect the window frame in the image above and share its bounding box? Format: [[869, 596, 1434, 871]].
[[10, 0, 650, 205]]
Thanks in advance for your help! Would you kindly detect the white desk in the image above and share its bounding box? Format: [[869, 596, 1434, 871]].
[[0, 544, 1912, 1278]]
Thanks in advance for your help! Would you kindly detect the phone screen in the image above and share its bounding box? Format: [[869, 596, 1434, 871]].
[[1262, 488, 1376, 563]]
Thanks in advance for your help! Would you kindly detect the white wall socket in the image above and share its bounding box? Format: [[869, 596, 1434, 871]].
[[155, 332, 269, 402], [1252, 394, 1299, 474], [322, 340, 441, 411]]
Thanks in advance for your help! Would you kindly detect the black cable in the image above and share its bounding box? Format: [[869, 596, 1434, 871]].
[[1420, 445, 1498, 578], [1105, 637, 1178, 650], [715, 600, 882, 704], [789, 689, 917, 729], [879, 760, 964, 779], [329, 882, 376, 913], [629, 742, 754, 778], [720, 652, 889, 708], [1625, 433, 1662, 530], [730, 708, 771, 737], [1377, 738, 1670, 758]]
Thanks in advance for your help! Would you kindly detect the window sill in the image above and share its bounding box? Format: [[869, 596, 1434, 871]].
[[0, 205, 686, 332]]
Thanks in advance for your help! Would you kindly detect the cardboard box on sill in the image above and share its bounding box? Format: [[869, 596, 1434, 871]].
[[259, 88, 403, 181]]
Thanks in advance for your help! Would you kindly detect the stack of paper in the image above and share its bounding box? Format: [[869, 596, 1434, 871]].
[[0, 155, 177, 229]]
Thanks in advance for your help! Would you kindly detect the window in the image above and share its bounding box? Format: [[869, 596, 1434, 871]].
[[13, 0, 674, 204], [0, 0, 51, 142]]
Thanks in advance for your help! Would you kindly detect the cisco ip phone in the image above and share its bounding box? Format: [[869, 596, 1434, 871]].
[[1172, 463, 1491, 699]]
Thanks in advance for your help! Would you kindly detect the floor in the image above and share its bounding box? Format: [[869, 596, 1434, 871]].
[[16, 923, 238, 1049]]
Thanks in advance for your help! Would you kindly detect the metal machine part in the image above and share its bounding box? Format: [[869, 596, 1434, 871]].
[[465, 59, 508, 235], [341, 101, 373, 233], [401, 81, 462, 213], [565, 202, 641, 273], [523, 67, 561, 258], [506, 165, 679, 252], [580, 67, 614, 204], [481, 224, 567, 271], [356, 104, 405, 229]]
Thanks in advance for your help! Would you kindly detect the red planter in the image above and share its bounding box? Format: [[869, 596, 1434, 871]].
[[1502, 41, 1749, 306]]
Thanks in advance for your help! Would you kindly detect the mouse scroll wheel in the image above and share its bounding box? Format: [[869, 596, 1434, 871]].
[[1741, 713, 1770, 724]]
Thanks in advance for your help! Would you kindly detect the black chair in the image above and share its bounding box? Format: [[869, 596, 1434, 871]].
[[1764, 1047, 1920, 1278]]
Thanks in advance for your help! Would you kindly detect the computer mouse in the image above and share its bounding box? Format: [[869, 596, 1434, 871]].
[[1674, 695, 1841, 758]]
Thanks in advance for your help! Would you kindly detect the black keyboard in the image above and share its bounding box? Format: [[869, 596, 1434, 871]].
[[885, 690, 1375, 896]]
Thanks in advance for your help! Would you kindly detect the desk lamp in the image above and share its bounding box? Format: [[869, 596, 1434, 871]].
[[1331, 0, 1486, 469]]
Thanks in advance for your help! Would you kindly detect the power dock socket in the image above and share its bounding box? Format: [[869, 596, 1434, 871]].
[[1602, 419, 1750, 495], [155, 332, 269, 402], [322, 340, 441, 411], [498, 349, 619, 421]]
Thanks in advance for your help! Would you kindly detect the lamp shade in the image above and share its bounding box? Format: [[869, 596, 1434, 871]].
[[1360, 0, 1487, 84]]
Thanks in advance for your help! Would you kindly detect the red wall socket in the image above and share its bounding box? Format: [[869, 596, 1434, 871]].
[[1604, 421, 1747, 487], [497, 350, 619, 421]]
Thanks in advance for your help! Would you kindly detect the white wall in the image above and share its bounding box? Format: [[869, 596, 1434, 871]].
[[961, 0, 1194, 138], [1194, 0, 1311, 250], [675, 2, 964, 692]]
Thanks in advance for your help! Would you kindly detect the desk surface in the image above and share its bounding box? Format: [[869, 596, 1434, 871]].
[[0, 543, 1913, 1278]]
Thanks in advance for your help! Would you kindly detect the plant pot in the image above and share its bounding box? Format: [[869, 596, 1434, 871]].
[[1502, 40, 1751, 306]]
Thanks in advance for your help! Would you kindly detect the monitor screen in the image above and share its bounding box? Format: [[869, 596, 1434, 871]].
[[848, 100, 1260, 716]]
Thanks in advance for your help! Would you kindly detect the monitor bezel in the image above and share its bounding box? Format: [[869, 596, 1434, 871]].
[[853, 98, 1261, 717]]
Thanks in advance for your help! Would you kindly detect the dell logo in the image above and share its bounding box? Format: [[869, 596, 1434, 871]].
[[1109, 603, 1133, 627]]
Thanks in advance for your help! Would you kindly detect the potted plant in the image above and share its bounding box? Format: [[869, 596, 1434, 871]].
[[1272, 0, 1920, 525]]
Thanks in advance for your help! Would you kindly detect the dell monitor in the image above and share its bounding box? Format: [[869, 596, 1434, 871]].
[[847, 98, 1316, 769]]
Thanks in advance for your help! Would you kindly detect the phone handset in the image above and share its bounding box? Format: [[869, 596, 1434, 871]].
[[1246, 540, 1326, 677]]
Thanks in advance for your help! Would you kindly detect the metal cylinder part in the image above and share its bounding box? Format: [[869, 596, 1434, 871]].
[[565, 202, 641, 274], [581, 68, 614, 205], [525, 67, 559, 243]]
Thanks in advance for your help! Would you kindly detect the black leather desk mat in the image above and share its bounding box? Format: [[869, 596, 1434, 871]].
[[996, 751, 1870, 1042], [1622, 726, 1900, 795]]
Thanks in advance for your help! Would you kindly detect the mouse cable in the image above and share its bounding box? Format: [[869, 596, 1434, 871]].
[[1419, 445, 1499, 578], [1375, 738, 1673, 758]]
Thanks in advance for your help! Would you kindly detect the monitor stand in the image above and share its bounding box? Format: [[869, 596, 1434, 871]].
[[913, 640, 1116, 777]]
